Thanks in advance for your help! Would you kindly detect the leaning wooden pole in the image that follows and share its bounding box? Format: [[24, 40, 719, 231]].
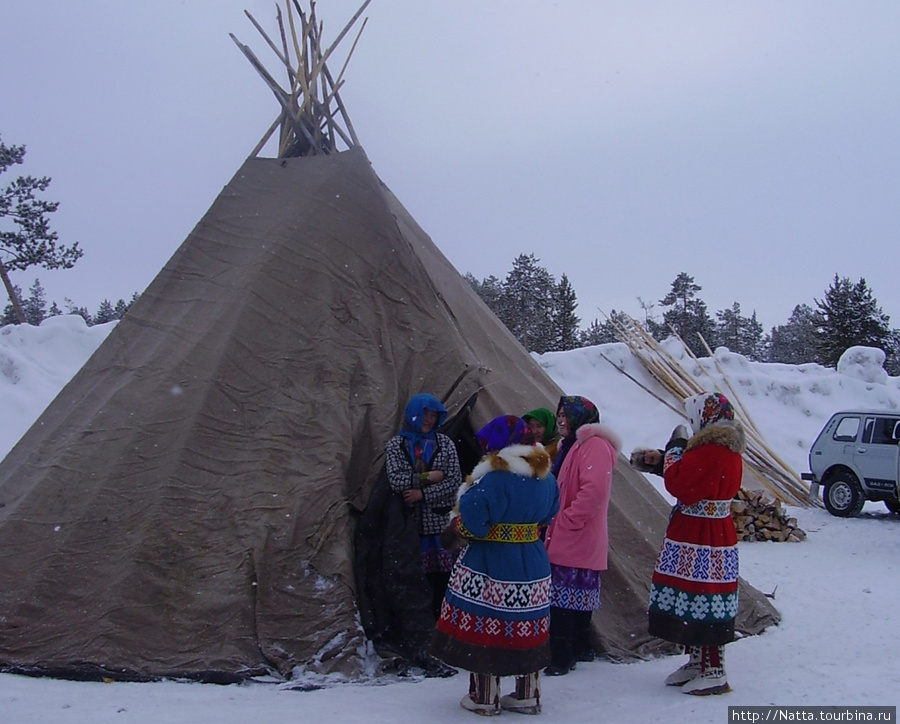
[[603, 312, 815, 507]]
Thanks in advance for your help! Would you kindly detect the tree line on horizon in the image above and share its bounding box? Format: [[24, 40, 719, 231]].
[[465, 254, 900, 375], [4, 134, 898, 373], [0, 277, 139, 327]]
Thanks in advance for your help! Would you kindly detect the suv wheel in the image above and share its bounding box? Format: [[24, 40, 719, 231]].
[[885, 498, 900, 515], [823, 472, 865, 518]]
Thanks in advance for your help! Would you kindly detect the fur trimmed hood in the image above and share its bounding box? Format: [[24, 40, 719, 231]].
[[574, 421, 623, 455], [468, 443, 553, 482], [685, 419, 746, 454]]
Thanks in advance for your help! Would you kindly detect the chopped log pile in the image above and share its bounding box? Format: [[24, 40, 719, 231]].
[[602, 313, 817, 508], [732, 488, 807, 542]]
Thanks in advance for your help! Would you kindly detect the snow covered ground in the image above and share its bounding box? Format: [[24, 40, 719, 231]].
[[2, 316, 899, 723]]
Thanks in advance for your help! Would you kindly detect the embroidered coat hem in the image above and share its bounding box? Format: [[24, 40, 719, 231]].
[[430, 443, 559, 676]]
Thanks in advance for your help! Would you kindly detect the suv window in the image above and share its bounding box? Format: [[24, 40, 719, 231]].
[[869, 417, 900, 446], [833, 416, 860, 442]]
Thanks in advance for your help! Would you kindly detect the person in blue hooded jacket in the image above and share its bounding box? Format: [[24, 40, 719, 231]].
[[385, 393, 462, 619], [432, 415, 560, 716]]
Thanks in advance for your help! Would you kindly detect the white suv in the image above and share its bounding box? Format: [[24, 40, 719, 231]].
[[802, 410, 900, 517]]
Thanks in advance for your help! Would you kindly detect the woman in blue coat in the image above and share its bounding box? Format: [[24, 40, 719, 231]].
[[432, 416, 560, 716]]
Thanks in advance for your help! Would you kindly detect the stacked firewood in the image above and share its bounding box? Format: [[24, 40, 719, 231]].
[[731, 488, 807, 542]]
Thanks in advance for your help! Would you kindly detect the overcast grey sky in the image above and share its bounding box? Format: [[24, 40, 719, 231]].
[[2, 1, 898, 331]]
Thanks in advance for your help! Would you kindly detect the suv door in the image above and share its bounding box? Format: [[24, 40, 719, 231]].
[[853, 416, 900, 497]]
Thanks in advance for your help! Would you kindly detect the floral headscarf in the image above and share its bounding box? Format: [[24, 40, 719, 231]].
[[476, 415, 534, 454], [685, 392, 734, 435], [552, 395, 600, 476], [557, 396, 600, 438]]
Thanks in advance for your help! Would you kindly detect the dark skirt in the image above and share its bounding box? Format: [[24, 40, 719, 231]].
[[648, 608, 736, 646], [431, 629, 551, 677]]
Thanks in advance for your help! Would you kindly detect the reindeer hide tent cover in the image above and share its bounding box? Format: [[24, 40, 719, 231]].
[[0, 0, 779, 684], [0, 148, 778, 682]]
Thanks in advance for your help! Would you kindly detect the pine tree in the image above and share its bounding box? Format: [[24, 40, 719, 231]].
[[1, 284, 21, 325], [464, 273, 503, 316], [658, 272, 717, 355], [551, 274, 580, 351], [47, 300, 62, 317], [1, 136, 83, 322], [884, 330, 900, 376], [715, 302, 764, 359], [496, 254, 555, 353], [113, 298, 129, 319], [764, 304, 818, 364], [716, 303, 742, 351], [579, 319, 607, 347], [579, 310, 628, 347], [21, 278, 47, 326], [93, 299, 117, 324], [813, 275, 892, 367], [743, 311, 764, 360]]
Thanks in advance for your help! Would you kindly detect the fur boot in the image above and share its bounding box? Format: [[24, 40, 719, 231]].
[[500, 672, 541, 715]]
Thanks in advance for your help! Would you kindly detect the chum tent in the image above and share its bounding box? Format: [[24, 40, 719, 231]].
[[0, 2, 778, 683]]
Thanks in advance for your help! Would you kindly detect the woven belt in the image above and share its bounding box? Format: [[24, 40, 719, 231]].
[[679, 499, 733, 519], [458, 522, 540, 543]]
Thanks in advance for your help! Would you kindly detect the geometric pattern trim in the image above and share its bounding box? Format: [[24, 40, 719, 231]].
[[438, 599, 550, 649], [549, 583, 601, 611], [458, 522, 540, 544], [663, 445, 684, 474], [648, 583, 739, 623], [654, 539, 739, 584], [678, 499, 733, 519], [448, 563, 551, 615]]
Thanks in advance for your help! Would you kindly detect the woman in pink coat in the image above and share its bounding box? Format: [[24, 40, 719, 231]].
[[543, 395, 621, 675]]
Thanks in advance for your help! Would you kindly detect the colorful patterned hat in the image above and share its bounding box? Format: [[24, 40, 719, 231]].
[[476, 415, 534, 454], [685, 392, 734, 434], [556, 395, 600, 438]]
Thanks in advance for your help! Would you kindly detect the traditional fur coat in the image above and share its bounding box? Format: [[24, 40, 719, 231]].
[[648, 419, 746, 646], [431, 444, 560, 675]]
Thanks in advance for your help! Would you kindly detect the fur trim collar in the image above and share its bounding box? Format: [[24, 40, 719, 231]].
[[685, 419, 746, 454], [469, 444, 553, 482], [575, 422, 623, 455]]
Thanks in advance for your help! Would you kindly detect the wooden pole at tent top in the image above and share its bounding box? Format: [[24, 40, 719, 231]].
[[231, 0, 369, 158]]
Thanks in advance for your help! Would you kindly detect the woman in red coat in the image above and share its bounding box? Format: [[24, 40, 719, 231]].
[[648, 392, 745, 696]]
